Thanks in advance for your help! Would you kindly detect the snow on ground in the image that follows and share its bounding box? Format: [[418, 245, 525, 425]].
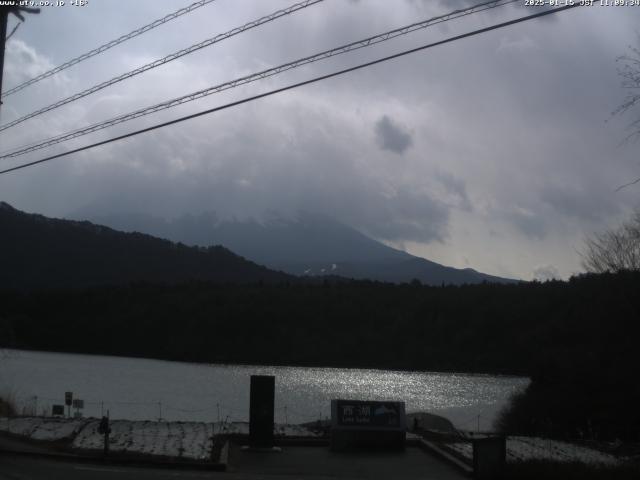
[[215, 422, 319, 437], [447, 436, 623, 466], [275, 424, 321, 437], [72, 420, 216, 460], [447, 441, 473, 460], [3, 416, 623, 465], [1, 417, 319, 460], [506, 436, 622, 465], [70, 420, 319, 459], [0, 416, 87, 441]]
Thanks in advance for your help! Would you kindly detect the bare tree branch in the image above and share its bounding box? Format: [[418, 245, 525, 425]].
[[615, 176, 640, 192], [581, 210, 640, 273], [5, 21, 19, 41]]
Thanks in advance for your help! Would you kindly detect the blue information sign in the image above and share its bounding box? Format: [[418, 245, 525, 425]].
[[336, 400, 401, 427]]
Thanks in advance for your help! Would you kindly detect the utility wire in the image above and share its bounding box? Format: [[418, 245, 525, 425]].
[[1, 0, 218, 98], [0, 3, 581, 177], [0, 0, 517, 159], [0, 133, 53, 156], [0, 0, 323, 133]]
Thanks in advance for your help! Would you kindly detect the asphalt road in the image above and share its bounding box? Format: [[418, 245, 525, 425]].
[[229, 445, 467, 480], [0, 455, 224, 480], [1, 446, 467, 480]]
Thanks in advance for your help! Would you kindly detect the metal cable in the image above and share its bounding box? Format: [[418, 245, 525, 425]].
[[0, 0, 323, 133], [0, 3, 582, 177], [1, 0, 219, 98], [0, 0, 517, 159]]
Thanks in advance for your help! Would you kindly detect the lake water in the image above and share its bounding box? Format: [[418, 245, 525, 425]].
[[0, 349, 528, 431]]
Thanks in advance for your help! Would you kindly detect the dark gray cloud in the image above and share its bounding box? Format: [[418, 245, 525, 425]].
[[374, 115, 413, 155], [505, 207, 548, 240], [541, 182, 620, 223], [28, 101, 451, 245], [435, 171, 472, 211], [355, 187, 449, 243]]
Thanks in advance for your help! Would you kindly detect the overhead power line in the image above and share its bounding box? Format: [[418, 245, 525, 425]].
[[1, 0, 218, 98], [0, 3, 582, 177], [0, 0, 323, 133], [0, 0, 517, 159]]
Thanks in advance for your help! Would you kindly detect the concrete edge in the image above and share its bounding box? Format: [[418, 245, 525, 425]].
[[229, 436, 420, 451], [418, 438, 474, 477], [276, 437, 331, 447], [406, 437, 420, 447], [0, 447, 227, 471]]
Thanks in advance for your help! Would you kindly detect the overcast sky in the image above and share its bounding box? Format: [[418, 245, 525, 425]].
[[1, 0, 640, 281]]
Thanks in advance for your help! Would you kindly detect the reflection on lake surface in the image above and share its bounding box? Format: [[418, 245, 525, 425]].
[[0, 349, 528, 430]]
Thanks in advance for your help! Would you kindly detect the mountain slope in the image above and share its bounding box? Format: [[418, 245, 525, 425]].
[[86, 210, 517, 285], [0, 202, 291, 290]]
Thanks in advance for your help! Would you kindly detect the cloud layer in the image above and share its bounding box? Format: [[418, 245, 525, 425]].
[[1, 0, 639, 280]]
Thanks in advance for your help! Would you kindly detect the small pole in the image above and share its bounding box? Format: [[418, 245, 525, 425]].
[[0, 8, 8, 107], [99, 410, 111, 457], [104, 410, 110, 456]]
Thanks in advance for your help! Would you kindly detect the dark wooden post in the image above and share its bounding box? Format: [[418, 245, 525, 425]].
[[0, 7, 8, 104], [249, 375, 275, 448]]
